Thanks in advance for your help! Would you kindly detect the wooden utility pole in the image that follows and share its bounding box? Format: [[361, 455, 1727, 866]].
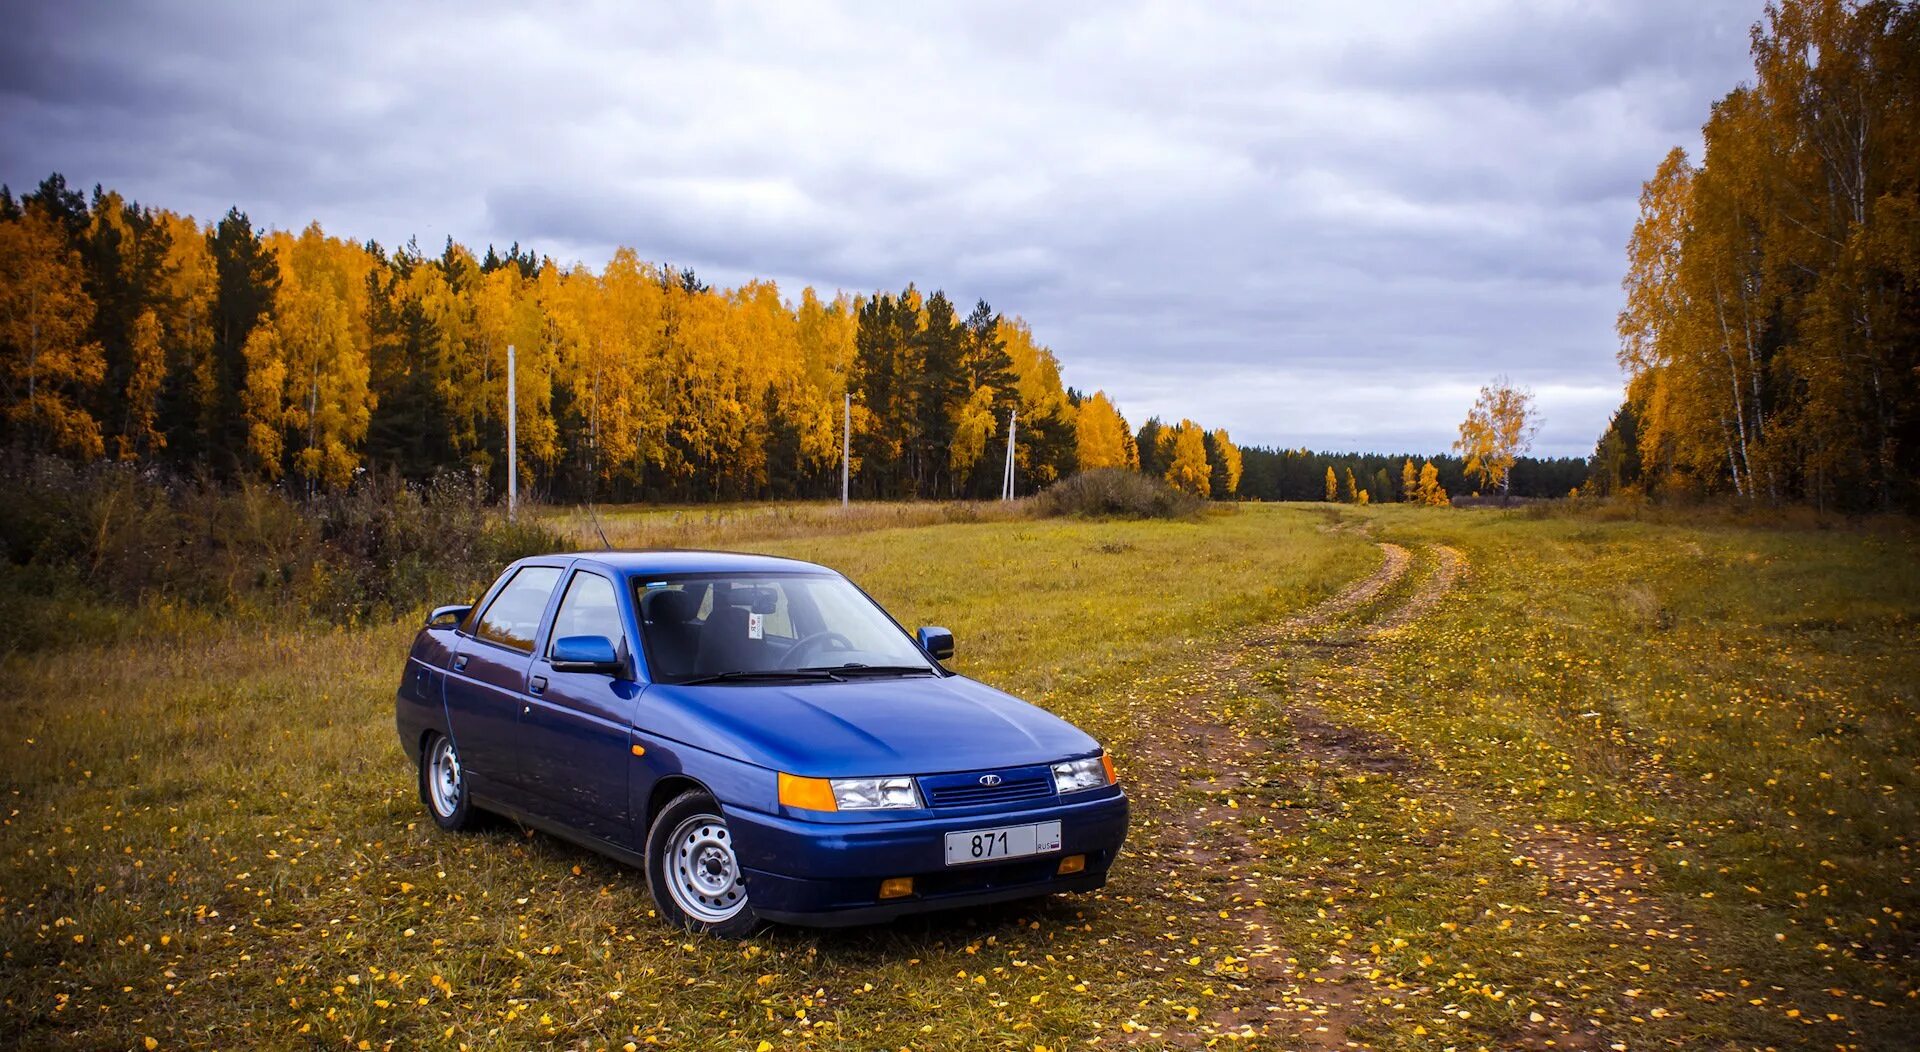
[[506, 343, 517, 521], [1002, 409, 1018, 500], [841, 393, 850, 507]]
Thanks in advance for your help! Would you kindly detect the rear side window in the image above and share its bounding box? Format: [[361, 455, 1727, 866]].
[[474, 566, 562, 652]]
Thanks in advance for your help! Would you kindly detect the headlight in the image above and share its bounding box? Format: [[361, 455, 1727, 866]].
[[830, 776, 922, 810], [778, 773, 922, 811], [1052, 754, 1112, 794]]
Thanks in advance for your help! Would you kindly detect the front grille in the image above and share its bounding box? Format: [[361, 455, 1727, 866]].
[[922, 770, 1055, 808]]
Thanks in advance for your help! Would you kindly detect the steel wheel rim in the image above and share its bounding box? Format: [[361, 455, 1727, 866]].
[[428, 737, 462, 817], [663, 813, 746, 923]]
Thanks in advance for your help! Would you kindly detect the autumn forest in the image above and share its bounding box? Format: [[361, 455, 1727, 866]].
[[0, 182, 1151, 504], [1598, 0, 1920, 510], [2, 2, 1917, 512]]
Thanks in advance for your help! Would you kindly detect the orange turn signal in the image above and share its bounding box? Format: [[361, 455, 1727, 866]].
[[1056, 854, 1086, 875], [778, 772, 838, 812], [1101, 752, 1117, 785], [630, 744, 646, 757], [878, 877, 915, 899]]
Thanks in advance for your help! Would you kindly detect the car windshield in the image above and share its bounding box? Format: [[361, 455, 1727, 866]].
[[635, 573, 937, 684]]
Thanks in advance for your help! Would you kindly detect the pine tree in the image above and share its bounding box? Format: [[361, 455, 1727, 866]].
[[1207, 428, 1242, 498], [1135, 418, 1168, 479], [911, 290, 964, 495], [957, 299, 1016, 498], [207, 208, 281, 477]]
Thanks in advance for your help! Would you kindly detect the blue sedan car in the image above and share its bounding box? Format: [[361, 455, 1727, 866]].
[[395, 550, 1129, 935]]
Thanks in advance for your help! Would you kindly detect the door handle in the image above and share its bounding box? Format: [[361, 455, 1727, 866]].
[[452, 654, 469, 671], [529, 675, 548, 695], [523, 704, 531, 715]]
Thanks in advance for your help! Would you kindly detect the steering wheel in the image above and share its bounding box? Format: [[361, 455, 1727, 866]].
[[785, 631, 856, 666]]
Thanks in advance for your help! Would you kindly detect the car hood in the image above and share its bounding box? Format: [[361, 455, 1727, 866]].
[[644, 674, 1098, 777]]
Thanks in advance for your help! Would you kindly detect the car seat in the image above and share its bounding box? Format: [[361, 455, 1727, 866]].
[[693, 587, 774, 675], [641, 588, 701, 679]]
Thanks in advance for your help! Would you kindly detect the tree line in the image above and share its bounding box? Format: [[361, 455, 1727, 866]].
[[0, 172, 1590, 510], [1597, 0, 1920, 511], [0, 173, 1258, 503], [1235, 448, 1588, 504]]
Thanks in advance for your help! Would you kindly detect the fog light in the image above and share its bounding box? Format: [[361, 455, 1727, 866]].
[[1056, 854, 1086, 876], [878, 877, 915, 899]]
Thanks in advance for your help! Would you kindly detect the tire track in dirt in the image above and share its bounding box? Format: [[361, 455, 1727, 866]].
[[1258, 542, 1412, 642], [1126, 536, 1687, 1050], [1122, 540, 1466, 1048], [1365, 544, 1466, 636]]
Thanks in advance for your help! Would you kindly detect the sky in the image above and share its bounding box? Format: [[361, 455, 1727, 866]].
[[0, 0, 1767, 457]]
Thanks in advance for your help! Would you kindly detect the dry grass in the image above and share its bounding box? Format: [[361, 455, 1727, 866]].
[[3, 502, 1914, 1050]]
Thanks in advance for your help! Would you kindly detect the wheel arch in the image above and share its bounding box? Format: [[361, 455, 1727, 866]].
[[646, 774, 712, 832]]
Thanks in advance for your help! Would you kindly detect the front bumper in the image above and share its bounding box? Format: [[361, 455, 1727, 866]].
[[724, 788, 1129, 926]]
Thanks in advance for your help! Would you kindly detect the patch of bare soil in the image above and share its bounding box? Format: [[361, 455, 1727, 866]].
[[1124, 542, 1464, 1048], [1270, 543, 1413, 639], [1366, 544, 1466, 635]]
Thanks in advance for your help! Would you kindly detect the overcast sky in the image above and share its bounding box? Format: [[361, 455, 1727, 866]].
[[0, 0, 1765, 456]]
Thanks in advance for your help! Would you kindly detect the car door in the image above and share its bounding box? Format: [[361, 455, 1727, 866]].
[[444, 563, 564, 797], [519, 567, 645, 841]]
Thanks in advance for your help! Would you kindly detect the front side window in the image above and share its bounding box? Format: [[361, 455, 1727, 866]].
[[550, 571, 625, 655], [637, 574, 935, 684], [474, 565, 563, 652]]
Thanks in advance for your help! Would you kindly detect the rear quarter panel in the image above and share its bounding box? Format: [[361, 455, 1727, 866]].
[[395, 625, 460, 766]]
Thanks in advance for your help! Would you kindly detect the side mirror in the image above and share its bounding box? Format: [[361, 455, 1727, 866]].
[[916, 626, 955, 662], [551, 634, 622, 674], [427, 604, 472, 628]]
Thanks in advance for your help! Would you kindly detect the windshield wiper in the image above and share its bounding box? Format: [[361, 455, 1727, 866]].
[[799, 663, 937, 678], [678, 668, 847, 685]]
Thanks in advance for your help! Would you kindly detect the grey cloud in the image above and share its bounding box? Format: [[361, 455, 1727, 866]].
[[0, 0, 1767, 457]]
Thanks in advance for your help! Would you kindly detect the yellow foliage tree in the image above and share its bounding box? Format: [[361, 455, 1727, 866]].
[[1343, 467, 1359, 503], [1401, 458, 1418, 502], [240, 324, 286, 478], [120, 309, 166, 460], [1324, 465, 1338, 502], [1418, 460, 1449, 506], [157, 211, 216, 435], [1208, 428, 1241, 496], [1454, 376, 1538, 501], [1164, 419, 1211, 496], [1074, 390, 1135, 470], [271, 225, 373, 489], [0, 210, 105, 458], [950, 383, 999, 479]]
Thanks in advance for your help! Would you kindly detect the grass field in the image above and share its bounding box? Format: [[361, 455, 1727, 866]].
[[2, 503, 1914, 1050]]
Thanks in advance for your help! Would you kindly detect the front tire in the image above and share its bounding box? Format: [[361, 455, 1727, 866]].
[[646, 790, 759, 937], [420, 733, 478, 831]]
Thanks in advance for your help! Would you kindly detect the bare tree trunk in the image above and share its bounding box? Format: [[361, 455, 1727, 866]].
[[1711, 282, 1753, 497]]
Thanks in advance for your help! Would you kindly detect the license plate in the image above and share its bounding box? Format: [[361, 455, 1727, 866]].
[[944, 821, 1062, 866]]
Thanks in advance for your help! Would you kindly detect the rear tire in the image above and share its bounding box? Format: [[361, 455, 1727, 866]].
[[646, 790, 760, 938], [420, 733, 478, 831]]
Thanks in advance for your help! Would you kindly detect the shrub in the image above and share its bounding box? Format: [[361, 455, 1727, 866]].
[[0, 453, 565, 631], [1031, 468, 1205, 520]]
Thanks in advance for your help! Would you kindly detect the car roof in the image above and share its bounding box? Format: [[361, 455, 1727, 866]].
[[535, 549, 835, 578]]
